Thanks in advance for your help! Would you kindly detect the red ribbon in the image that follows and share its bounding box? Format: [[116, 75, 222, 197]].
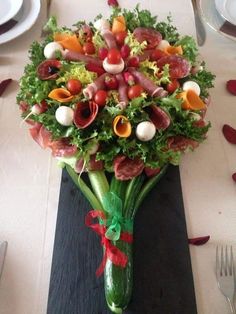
[[85, 210, 133, 277]]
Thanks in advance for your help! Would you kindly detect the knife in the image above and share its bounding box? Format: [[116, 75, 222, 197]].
[[191, 0, 206, 46], [0, 241, 7, 280]]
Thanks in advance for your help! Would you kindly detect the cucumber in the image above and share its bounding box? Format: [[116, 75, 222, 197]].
[[104, 240, 133, 314]]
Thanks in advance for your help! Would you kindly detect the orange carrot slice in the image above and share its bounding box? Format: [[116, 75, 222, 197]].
[[165, 45, 183, 55], [112, 16, 126, 34], [177, 90, 206, 110], [54, 33, 83, 53], [113, 115, 131, 137], [48, 88, 74, 102]]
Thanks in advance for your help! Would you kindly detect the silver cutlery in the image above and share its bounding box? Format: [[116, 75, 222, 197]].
[[0, 241, 7, 281], [191, 0, 206, 46], [216, 245, 236, 314]]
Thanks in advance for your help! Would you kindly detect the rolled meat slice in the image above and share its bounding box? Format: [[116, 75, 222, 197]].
[[64, 50, 103, 66], [116, 73, 129, 107], [128, 68, 168, 98], [133, 27, 162, 49], [157, 55, 191, 79], [167, 135, 199, 151], [147, 105, 170, 130], [37, 60, 62, 80], [83, 73, 107, 99], [101, 29, 117, 49]]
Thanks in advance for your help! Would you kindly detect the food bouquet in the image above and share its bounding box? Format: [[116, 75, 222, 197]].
[[17, 5, 215, 313]]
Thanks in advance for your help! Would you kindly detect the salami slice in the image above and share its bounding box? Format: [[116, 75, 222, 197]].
[[88, 154, 104, 171], [157, 55, 191, 79], [37, 60, 62, 80], [147, 105, 170, 130], [113, 155, 144, 180], [133, 27, 162, 49], [74, 101, 99, 129]]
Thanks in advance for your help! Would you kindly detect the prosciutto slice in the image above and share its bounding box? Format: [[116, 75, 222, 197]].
[[29, 123, 52, 149], [128, 68, 168, 98], [64, 50, 103, 66], [147, 105, 170, 130], [116, 73, 129, 107], [167, 135, 199, 151], [101, 29, 117, 49], [83, 73, 107, 99]]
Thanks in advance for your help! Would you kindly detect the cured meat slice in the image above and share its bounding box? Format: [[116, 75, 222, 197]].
[[157, 55, 191, 79], [37, 60, 62, 80], [49, 138, 77, 157], [64, 50, 103, 66], [74, 101, 99, 129], [83, 73, 107, 99], [29, 123, 52, 149], [85, 62, 106, 76], [101, 29, 117, 49], [147, 105, 170, 130], [167, 135, 199, 151], [144, 166, 160, 177], [88, 154, 104, 170], [133, 27, 162, 49], [128, 68, 168, 97], [116, 73, 129, 106], [113, 155, 144, 180]]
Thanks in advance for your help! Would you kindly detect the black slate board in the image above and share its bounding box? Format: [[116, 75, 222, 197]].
[[47, 165, 197, 314]]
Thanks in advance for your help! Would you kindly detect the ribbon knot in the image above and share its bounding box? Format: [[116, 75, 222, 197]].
[[85, 209, 133, 277]]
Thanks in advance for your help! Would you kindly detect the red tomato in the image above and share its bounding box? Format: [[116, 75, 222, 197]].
[[166, 80, 180, 93], [104, 74, 118, 90], [128, 84, 144, 99], [94, 90, 108, 106], [127, 56, 139, 67], [82, 42, 95, 55], [150, 49, 167, 61], [66, 79, 82, 95], [107, 48, 121, 64], [98, 47, 108, 60], [115, 31, 127, 46]]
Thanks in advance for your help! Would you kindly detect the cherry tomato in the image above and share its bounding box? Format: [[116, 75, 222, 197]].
[[120, 45, 131, 59], [128, 84, 144, 99], [150, 49, 167, 61], [82, 42, 95, 55], [166, 79, 180, 93], [104, 74, 118, 90], [107, 48, 121, 64], [94, 90, 108, 106], [66, 79, 82, 95], [98, 47, 108, 60], [127, 56, 139, 67], [115, 31, 127, 46]]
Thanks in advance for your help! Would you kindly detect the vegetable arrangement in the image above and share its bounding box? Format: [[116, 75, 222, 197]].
[[17, 5, 215, 313]]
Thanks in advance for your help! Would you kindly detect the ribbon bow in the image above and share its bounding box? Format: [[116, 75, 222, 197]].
[[85, 210, 133, 277]]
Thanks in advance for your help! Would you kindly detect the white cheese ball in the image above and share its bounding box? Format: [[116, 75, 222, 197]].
[[44, 42, 64, 59], [157, 40, 170, 51], [183, 81, 201, 96], [55, 106, 74, 126], [103, 57, 124, 74], [94, 18, 110, 31], [136, 121, 156, 141]]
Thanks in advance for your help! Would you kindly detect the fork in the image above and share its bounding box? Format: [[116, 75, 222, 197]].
[[216, 246, 236, 313]]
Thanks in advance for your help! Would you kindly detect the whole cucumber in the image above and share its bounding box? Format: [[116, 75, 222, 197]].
[[104, 241, 133, 314]]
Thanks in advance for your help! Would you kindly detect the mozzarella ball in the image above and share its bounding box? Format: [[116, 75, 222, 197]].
[[183, 81, 201, 96], [44, 42, 64, 59], [103, 57, 124, 74], [157, 40, 170, 51], [136, 121, 156, 141], [94, 18, 110, 31], [55, 106, 74, 126]]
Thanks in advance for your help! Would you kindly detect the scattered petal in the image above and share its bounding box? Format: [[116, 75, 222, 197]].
[[232, 173, 236, 182], [222, 124, 236, 144], [226, 80, 236, 95], [188, 235, 210, 246], [0, 79, 12, 96]]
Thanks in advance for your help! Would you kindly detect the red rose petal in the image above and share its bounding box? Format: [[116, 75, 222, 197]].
[[222, 124, 236, 144], [232, 173, 236, 182], [108, 0, 119, 6], [0, 79, 12, 96], [188, 235, 210, 246], [226, 80, 236, 95]]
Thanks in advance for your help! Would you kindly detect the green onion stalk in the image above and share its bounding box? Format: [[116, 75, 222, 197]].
[[66, 164, 168, 314]]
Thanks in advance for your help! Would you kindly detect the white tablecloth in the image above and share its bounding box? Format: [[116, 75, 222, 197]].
[[0, 1, 236, 313]]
